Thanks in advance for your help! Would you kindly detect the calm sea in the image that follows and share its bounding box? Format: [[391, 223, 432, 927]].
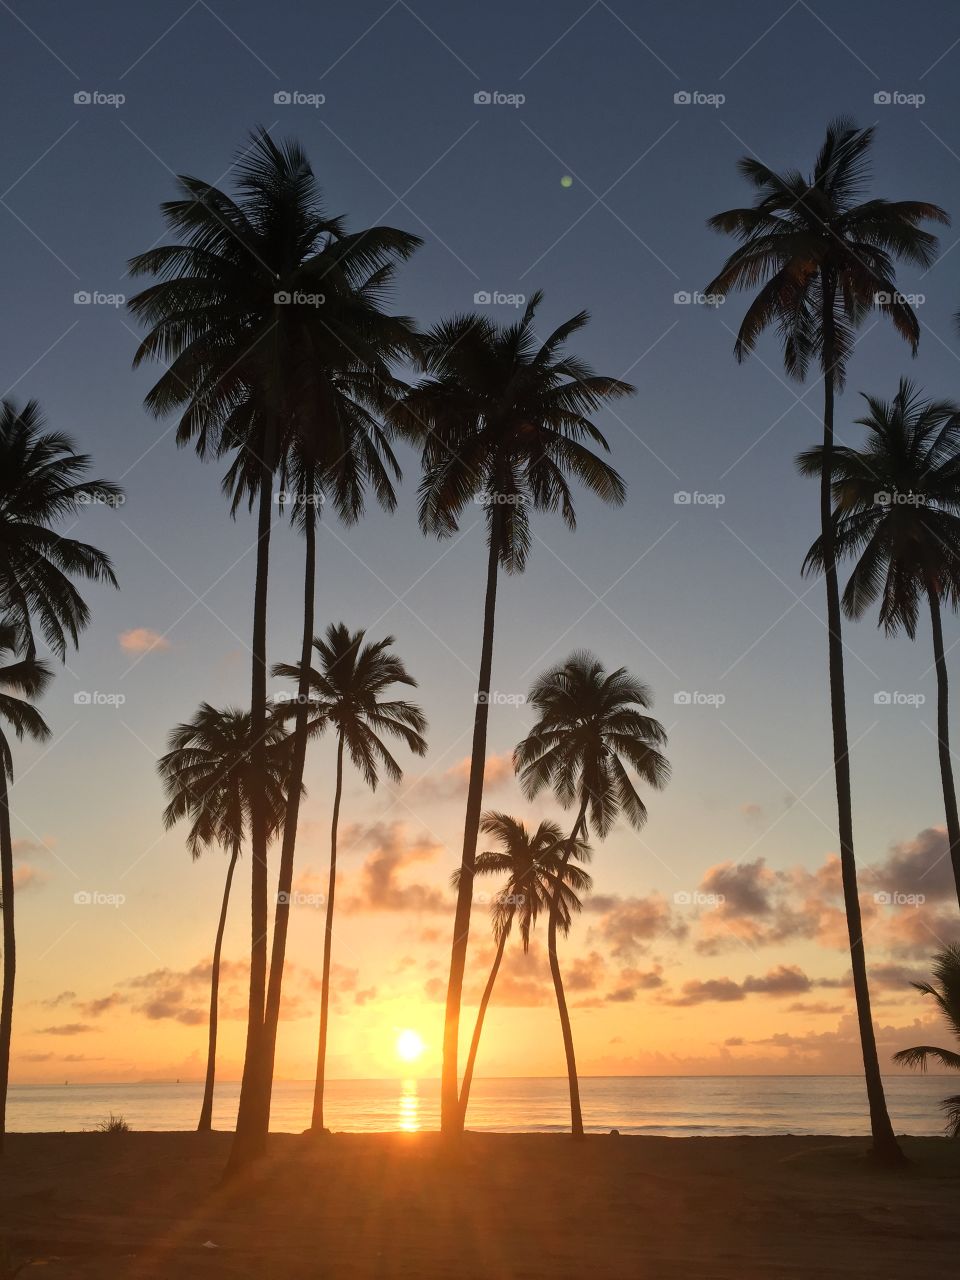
[[6, 1075, 955, 1136]]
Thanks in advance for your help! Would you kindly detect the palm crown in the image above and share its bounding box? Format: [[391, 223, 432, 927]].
[[158, 704, 292, 858], [798, 378, 960, 636], [390, 291, 631, 571], [273, 622, 427, 788], [705, 117, 947, 384], [461, 813, 592, 951], [128, 129, 421, 491], [515, 651, 669, 837], [0, 622, 52, 781], [893, 944, 960, 1135], [0, 400, 121, 659]]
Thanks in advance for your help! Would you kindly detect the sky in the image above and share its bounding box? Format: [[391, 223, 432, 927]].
[[3, 0, 960, 1100]]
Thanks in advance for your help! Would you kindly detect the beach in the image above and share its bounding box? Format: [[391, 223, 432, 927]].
[[2, 1131, 958, 1278]]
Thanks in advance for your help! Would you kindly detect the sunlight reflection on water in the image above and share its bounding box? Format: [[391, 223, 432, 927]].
[[398, 1078, 420, 1132]]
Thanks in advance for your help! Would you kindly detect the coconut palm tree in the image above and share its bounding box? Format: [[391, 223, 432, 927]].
[[798, 379, 960, 912], [0, 624, 52, 1151], [128, 128, 421, 1169], [456, 813, 591, 1124], [704, 116, 947, 1164], [390, 292, 633, 1132], [893, 944, 960, 1135], [0, 399, 120, 660], [157, 704, 293, 1131], [514, 651, 669, 1136], [274, 623, 427, 1131]]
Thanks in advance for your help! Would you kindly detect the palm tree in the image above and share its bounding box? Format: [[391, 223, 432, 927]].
[[0, 624, 52, 1151], [893, 944, 960, 1135], [514, 652, 669, 1136], [390, 291, 633, 1132], [705, 116, 947, 1164], [0, 399, 120, 660], [274, 623, 427, 1131], [157, 704, 293, 1131], [128, 128, 421, 1169], [798, 379, 960, 913], [0, 400, 119, 1152], [456, 813, 591, 1124]]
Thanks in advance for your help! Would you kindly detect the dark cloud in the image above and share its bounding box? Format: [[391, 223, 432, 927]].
[[37, 1023, 96, 1036], [341, 822, 449, 914], [587, 894, 687, 960]]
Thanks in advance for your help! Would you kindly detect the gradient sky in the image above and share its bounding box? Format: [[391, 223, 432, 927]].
[[3, 0, 960, 1098]]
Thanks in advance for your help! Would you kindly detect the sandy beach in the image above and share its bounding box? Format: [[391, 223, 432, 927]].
[[2, 1131, 958, 1278]]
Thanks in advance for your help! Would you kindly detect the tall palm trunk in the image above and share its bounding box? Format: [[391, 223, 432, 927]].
[[440, 513, 501, 1135], [0, 760, 15, 1152], [311, 733, 344, 1131], [820, 285, 902, 1164], [226, 437, 276, 1176], [458, 931, 507, 1125], [548, 802, 589, 1139], [261, 489, 317, 1106], [198, 844, 239, 1132], [927, 587, 960, 911]]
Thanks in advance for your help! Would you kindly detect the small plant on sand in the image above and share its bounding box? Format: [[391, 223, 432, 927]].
[[894, 944, 960, 1135], [96, 1113, 130, 1134]]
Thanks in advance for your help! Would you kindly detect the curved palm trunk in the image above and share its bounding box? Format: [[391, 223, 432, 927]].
[[261, 491, 317, 1108], [927, 589, 960, 912], [311, 733, 344, 1131], [820, 289, 902, 1164], [226, 437, 277, 1177], [548, 803, 589, 1139], [457, 931, 507, 1125], [0, 761, 15, 1152], [440, 515, 501, 1135], [198, 844, 239, 1132]]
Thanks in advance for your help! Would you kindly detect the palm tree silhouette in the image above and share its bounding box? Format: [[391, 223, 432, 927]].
[[274, 623, 427, 1132], [705, 117, 947, 1164], [515, 651, 668, 1136], [798, 379, 960, 912], [128, 129, 420, 1169], [0, 624, 51, 1150], [455, 813, 591, 1125], [0, 399, 119, 1150], [391, 291, 632, 1132], [893, 944, 960, 1134], [157, 704, 293, 1132]]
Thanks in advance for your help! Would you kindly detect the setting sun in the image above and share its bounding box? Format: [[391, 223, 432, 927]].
[[396, 1029, 425, 1063]]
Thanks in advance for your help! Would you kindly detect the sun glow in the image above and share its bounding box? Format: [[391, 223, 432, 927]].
[[396, 1029, 425, 1063]]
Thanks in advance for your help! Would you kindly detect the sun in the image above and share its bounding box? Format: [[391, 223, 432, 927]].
[[396, 1029, 425, 1063]]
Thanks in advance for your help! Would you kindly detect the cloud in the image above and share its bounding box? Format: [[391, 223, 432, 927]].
[[13, 865, 48, 890], [37, 1023, 96, 1036], [587, 893, 687, 960], [862, 827, 957, 902], [665, 965, 814, 1007], [40, 991, 76, 1009], [119, 627, 171, 654], [78, 994, 125, 1017], [341, 822, 449, 914], [740, 803, 763, 821], [415, 753, 515, 802]]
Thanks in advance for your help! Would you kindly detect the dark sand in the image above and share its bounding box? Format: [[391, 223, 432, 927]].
[[2, 1131, 959, 1277]]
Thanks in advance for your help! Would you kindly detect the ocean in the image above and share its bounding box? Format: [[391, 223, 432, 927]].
[[6, 1075, 955, 1136]]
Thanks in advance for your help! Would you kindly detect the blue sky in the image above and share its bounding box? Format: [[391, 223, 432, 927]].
[[3, 0, 960, 1086]]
